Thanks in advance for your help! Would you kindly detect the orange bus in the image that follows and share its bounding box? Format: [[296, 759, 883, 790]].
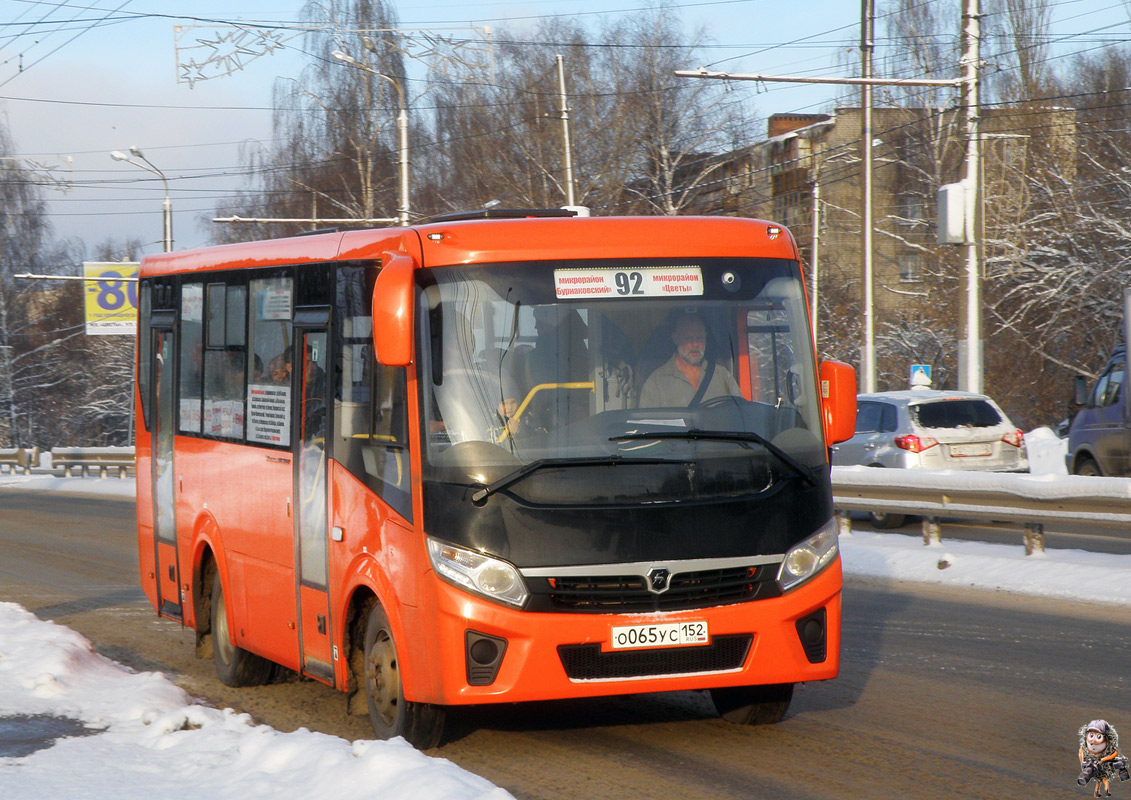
[[135, 211, 856, 748]]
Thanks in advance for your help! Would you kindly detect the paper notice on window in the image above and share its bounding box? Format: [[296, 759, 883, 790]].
[[179, 399, 202, 433], [247, 384, 291, 445], [260, 287, 292, 321], [181, 284, 204, 323]]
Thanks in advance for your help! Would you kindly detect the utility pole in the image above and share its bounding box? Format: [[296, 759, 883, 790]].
[[960, 0, 983, 393], [676, 2, 972, 393], [860, 0, 876, 392], [556, 54, 577, 207], [810, 156, 821, 349], [332, 45, 411, 226]]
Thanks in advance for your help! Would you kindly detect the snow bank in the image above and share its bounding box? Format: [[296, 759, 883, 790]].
[[1025, 426, 1068, 475], [839, 530, 1131, 605], [0, 603, 512, 800], [0, 474, 134, 498]]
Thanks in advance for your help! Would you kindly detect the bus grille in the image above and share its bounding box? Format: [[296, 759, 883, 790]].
[[527, 564, 780, 613], [558, 634, 753, 681]]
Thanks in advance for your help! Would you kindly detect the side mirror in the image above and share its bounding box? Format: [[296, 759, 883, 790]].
[[372, 251, 416, 366], [1073, 375, 1089, 407], [820, 360, 857, 445]]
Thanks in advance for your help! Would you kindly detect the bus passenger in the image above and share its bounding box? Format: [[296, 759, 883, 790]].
[[638, 312, 740, 408], [267, 345, 293, 384]]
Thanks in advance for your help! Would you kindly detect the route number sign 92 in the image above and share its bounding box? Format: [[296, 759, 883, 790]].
[[554, 266, 704, 299]]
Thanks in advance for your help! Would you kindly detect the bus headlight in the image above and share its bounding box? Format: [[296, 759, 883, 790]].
[[427, 537, 529, 608], [777, 519, 839, 592]]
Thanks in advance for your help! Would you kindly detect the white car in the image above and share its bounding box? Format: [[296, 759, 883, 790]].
[[831, 389, 1029, 527]]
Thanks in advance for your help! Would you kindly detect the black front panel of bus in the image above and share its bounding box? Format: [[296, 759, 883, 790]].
[[421, 468, 831, 568]]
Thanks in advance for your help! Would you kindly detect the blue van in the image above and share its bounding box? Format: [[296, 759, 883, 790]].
[[1066, 345, 1127, 476]]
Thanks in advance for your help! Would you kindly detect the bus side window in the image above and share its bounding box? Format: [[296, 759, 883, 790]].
[[138, 281, 152, 430], [178, 283, 204, 434], [746, 306, 790, 406], [246, 275, 294, 448], [364, 366, 411, 485], [335, 267, 412, 521], [203, 283, 247, 441]]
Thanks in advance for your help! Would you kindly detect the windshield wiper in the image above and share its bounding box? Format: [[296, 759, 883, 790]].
[[609, 429, 817, 487], [470, 455, 684, 504]]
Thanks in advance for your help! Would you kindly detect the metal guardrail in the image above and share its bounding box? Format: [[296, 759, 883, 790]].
[[831, 466, 1131, 554], [0, 447, 39, 475], [48, 447, 135, 479]]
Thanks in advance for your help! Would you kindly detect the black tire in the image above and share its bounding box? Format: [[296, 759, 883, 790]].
[[868, 511, 907, 529], [211, 571, 275, 687], [711, 683, 794, 725], [363, 600, 446, 749], [863, 464, 907, 529], [1074, 457, 1101, 477]]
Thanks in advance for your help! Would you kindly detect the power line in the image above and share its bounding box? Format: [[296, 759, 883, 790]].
[[0, 0, 136, 89]]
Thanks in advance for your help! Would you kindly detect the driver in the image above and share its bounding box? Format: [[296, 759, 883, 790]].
[[638, 312, 741, 408]]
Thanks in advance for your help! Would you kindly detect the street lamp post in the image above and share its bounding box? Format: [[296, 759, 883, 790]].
[[110, 147, 173, 252], [332, 48, 410, 226]]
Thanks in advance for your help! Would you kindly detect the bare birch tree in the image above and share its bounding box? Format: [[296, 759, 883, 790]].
[[219, 5, 747, 224], [213, 0, 408, 240]]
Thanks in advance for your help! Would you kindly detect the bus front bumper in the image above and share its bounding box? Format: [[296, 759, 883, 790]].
[[418, 557, 842, 706]]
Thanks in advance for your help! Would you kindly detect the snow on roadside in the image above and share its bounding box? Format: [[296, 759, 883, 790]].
[[834, 427, 1131, 604], [838, 530, 1131, 606], [0, 603, 513, 799], [1024, 426, 1069, 475], [0, 473, 134, 498]]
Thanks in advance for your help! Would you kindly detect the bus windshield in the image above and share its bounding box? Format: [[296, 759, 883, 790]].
[[419, 257, 825, 500]]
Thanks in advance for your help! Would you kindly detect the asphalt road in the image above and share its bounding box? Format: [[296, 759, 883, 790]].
[[1, 487, 1128, 799]]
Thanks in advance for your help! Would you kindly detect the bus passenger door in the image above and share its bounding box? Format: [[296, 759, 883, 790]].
[[152, 326, 182, 619], [294, 326, 334, 683]]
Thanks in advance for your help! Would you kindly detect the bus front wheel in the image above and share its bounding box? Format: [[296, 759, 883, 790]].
[[363, 600, 446, 749], [710, 683, 794, 725], [210, 572, 275, 687]]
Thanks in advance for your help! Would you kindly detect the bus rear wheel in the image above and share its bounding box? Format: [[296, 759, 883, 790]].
[[363, 600, 445, 749], [710, 683, 794, 725], [210, 572, 275, 687]]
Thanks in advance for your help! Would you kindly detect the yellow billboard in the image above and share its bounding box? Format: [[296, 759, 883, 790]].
[[83, 262, 139, 336]]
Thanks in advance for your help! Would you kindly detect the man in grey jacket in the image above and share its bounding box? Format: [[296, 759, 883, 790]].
[[638, 313, 740, 408]]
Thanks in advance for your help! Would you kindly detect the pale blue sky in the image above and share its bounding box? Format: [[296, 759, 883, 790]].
[[0, 0, 1127, 255]]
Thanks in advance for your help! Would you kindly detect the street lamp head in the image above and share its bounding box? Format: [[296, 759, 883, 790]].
[[108, 147, 173, 251], [332, 49, 356, 65]]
